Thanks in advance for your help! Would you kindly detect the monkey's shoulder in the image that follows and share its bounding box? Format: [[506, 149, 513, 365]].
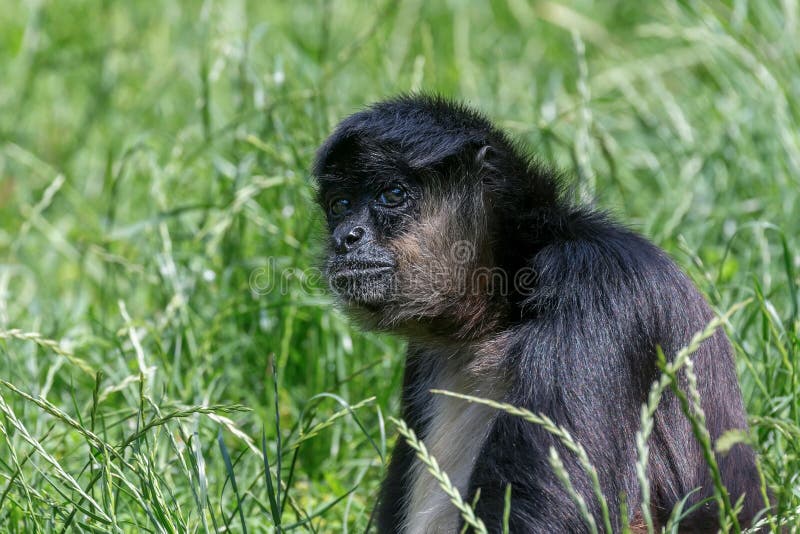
[[520, 211, 705, 320]]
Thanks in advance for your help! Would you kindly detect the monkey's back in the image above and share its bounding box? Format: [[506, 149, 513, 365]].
[[498, 210, 762, 529]]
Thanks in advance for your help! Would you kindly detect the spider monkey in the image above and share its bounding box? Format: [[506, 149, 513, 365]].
[[312, 95, 766, 533]]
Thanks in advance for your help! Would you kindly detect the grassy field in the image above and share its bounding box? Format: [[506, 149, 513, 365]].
[[1, 1, 799, 532]]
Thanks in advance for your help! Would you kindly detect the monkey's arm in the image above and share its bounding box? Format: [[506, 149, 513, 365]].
[[465, 411, 638, 533], [463, 349, 644, 532], [463, 237, 660, 532]]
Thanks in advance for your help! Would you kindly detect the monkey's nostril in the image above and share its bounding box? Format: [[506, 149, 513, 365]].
[[346, 226, 365, 246]]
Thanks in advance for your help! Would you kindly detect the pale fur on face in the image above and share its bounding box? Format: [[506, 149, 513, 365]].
[[342, 180, 507, 341]]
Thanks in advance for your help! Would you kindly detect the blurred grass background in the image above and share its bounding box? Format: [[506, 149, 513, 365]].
[[1, 0, 799, 531]]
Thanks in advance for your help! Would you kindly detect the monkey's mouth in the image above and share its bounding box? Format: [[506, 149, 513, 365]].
[[330, 264, 393, 278], [327, 259, 395, 276], [327, 261, 396, 303]]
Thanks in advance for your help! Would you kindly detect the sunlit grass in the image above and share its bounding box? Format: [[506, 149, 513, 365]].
[[0, 1, 798, 531]]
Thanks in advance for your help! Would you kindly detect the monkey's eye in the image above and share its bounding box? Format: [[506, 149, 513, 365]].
[[329, 197, 351, 216], [377, 185, 406, 207]]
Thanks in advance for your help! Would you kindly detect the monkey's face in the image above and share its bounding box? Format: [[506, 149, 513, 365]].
[[313, 97, 522, 339], [316, 163, 500, 338], [318, 173, 421, 308]]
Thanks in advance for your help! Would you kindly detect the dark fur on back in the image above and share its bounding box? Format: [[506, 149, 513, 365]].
[[313, 95, 767, 532]]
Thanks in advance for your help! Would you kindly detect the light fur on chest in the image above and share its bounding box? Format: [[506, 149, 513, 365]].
[[402, 351, 502, 534]]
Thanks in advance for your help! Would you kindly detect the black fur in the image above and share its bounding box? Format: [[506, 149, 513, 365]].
[[313, 95, 766, 532]]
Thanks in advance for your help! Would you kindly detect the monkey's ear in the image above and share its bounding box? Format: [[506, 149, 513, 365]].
[[474, 144, 494, 166], [409, 138, 493, 174]]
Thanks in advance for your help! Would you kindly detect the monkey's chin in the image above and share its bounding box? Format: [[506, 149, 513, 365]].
[[328, 268, 395, 307]]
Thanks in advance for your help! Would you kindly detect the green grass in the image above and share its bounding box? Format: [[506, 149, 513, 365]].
[[1, 1, 799, 532]]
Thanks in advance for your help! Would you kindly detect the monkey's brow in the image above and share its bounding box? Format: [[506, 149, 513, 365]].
[[317, 172, 401, 194], [315, 181, 358, 204]]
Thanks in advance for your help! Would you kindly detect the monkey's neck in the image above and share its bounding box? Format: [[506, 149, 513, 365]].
[[406, 329, 513, 383], [393, 291, 512, 343]]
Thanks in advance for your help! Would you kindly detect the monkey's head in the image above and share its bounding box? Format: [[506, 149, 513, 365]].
[[313, 95, 559, 341]]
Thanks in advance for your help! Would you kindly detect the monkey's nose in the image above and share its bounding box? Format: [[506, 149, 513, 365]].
[[346, 226, 364, 246], [335, 226, 365, 253]]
